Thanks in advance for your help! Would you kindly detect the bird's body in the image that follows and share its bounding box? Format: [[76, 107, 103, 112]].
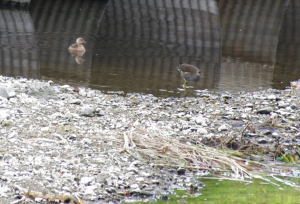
[[68, 37, 86, 51], [177, 63, 202, 83]]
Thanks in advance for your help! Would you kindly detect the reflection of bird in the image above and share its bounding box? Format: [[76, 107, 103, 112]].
[[177, 63, 202, 87], [68, 37, 86, 51], [69, 50, 85, 64], [75, 56, 85, 64]]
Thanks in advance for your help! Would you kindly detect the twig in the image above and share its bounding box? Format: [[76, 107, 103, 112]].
[[126, 149, 147, 162], [226, 123, 250, 144], [240, 123, 250, 143], [152, 164, 211, 170]]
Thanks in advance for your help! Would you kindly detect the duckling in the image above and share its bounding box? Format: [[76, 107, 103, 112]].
[[68, 37, 86, 51], [177, 63, 202, 88]]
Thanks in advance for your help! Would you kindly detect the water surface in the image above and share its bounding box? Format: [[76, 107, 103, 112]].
[[1, 0, 300, 97], [125, 177, 300, 204]]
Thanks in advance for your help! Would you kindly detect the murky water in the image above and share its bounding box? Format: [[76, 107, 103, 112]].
[[124, 177, 300, 204], [1, 0, 300, 97]]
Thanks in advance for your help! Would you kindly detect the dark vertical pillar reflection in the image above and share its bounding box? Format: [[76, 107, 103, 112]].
[[90, 0, 222, 96], [217, 0, 289, 92], [274, 0, 300, 89], [0, 7, 39, 79]]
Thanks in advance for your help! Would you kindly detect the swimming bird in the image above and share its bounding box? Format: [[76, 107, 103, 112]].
[[177, 63, 202, 87], [68, 37, 86, 51]]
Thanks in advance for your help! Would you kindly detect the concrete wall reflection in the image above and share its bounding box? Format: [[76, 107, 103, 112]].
[[274, 0, 300, 89], [29, 0, 107, 87], [0, 0, 298, 95], [90, 0, 221, 94], [217, 0, 289, 92], [0, 8, 39, 78]]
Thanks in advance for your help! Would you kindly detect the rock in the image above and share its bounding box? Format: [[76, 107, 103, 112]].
[[41, 127, 50, 132], [79, 90, 87, 97], [130, 184, 139, 189], [196, 182, 205, 188], [218, 124, 228, 132], [35, 197, 43, 203], [244, 103, 253, 107], [80, 106, 96, 117], [3, 153, 13, 161], [69, 99, 82, 105], [80, 176, 94, 185], [267, 95, 276, 100], [0, 186, 10, 194], [17, 107, 28, 114], [278, 101, 288, 108], [26, 82, 57, 99], [96, 109, 105, 116], [257, 137, 271, 144], [177, 167, 185, 175], [60, 85, 71, 92], [87, 90, 96, 98], [195, 116, 208, 126], [177, 198, 186, 203], [62, 186, 71, 192], [242, 107, 251, 112], [151, 180, 160, 184], [140, 190, 154, 197], [8, 132, 18, 142], [105, 187, 116, 193], [0, 84, 16, 99], [270, 113, 278, 119], [65, 112, 73, 118], [50, 112, 62, 118], [3, 171, 15, 177], [53, 133, 65, 140], [197, 128, 208, 134], [291, 105, 298, 110], [140, 172, 151, 177], [222, 94, 232, 99], [84, 186, 96, 195], [0, 110, 10, 121], [257, 107, 273, 114]]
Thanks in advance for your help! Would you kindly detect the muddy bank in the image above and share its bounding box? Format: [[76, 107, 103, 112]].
[[0, 76, 299, 203]]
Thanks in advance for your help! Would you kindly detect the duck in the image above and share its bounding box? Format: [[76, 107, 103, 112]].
[[68, 37, 86, 51], [177, 63, 202, 87]]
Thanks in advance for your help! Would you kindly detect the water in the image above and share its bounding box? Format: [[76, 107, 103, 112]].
[[1, 0, 300, 97], [124, 177, 300, 204]]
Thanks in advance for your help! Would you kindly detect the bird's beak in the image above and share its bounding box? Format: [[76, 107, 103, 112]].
[[82, 40, 86, 43]]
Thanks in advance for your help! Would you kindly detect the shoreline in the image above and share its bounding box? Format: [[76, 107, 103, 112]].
[[0, 76, 299, 203]]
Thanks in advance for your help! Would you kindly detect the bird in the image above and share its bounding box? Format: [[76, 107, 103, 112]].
[[177, 63, 202, 87], [68, 37, 86, 51]]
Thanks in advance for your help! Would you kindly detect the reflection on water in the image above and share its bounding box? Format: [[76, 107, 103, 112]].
[[0, 7, 39, 78], [274, 0, 300, 89], [89, 0, 220, 96], [69, 50, 85, 64], [0, 0, 300, 96]]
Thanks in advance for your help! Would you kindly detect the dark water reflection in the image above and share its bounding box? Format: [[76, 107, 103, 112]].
[[0, 0, 299, 97]]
